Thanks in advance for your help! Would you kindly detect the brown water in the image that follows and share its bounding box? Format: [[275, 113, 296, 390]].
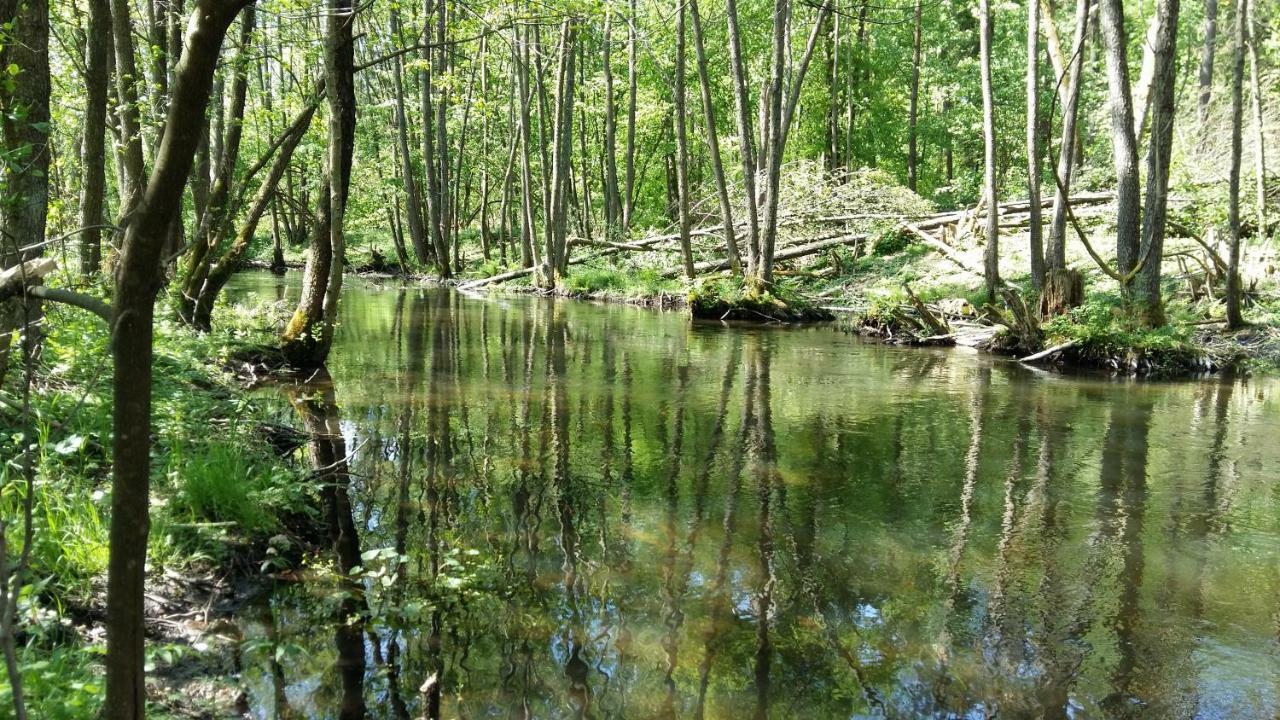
[[227, 273, 1280, 719]]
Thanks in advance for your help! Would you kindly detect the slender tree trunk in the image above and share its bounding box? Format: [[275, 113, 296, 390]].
[[979, 0, 1000, 301], [601, 7, 622, 237], [1027, 0, 1045, 290], [79, 0, 112, 278], [1225, 0, 1246, 328], [1246, 0, 1266, 238], [725, 0, 761, 274], [757, 0, 789, 283], [421, 0, 449, 277], [281, 0, 354, 365], [1047, 0, 1091, 271], [1132, 11, 1161, 141], [907, 0, 923, 192], [545, 20, 578, 284], [435, 0, 452, 271], [109, 0, 148, 222], [1135, 0, 1181, 326], [391, 3, 430, 264], [623, 0, 639, 230], [674, 0, 695, 278], [1197, 0, 1218, 129], [516, 24, 537, 270], [690, 0, 740, 273], [105, 3, 248, 717], [178, 6, 255, 323], [1099, 0, 1141, 283]]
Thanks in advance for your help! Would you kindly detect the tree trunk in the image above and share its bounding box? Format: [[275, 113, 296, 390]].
[[1197, 0, 1218, 129], [1225, 0, 1246, 329], [391, 2, 429, 265], [282, 0, 354, 366], [1135, 0, 1181, 326], [1026, 0, 1045, 290], [1098, 0, 1141, 283], [193, 102, 317, 329], [756, 0, 789, 283], [105, 3, 248, 717], [0, 0, 50, 429], [979, 0, 1000, 301], [109, 0, 148, 221], [725, 0, 761, 274], [1047, 0, 1091, 271], [177, 6, 255, 324], [1246, 0, 1266, 237], [674, 0, 695, 278], [544, 20, 578, 285], [1131, 11, 1161, 139], [79, 0, 112, 278], [515, 24, 538, 270], [690, 0, 740, 274], [907, 0, 923, 192], [623, 0, 639, 230], [602, 7, 622, 237]]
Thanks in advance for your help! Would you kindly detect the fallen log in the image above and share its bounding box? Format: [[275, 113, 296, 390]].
[[0, 257, 57, 298], [1019, 340, 1078, 363], [661, 232, 869, 278], [0, 258, 113, 322]]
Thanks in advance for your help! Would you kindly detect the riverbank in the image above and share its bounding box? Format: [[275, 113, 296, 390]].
[[0, 295, 316, 718], [441, 223, 1280, 376]]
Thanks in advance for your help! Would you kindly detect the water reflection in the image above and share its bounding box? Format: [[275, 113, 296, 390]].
[[227, 275, 1280, 719]]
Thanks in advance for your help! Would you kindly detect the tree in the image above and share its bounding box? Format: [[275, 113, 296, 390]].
[[0, 0, 50, 389], [979, 0, 1000, 301], [690, 0, 741, 273], [1197, 0, 1219, 129], [1098, 0, 1141, 283], [280, 0, 355, 366], [1135, 0, 1181, 326], [674, 0, 695, 278], [105, 1, 253, 715], [1225, 0, 1247, 329], [78, 0, 111, 278], [1026, 0, 1044, 290], [907, 0, 923, 192]]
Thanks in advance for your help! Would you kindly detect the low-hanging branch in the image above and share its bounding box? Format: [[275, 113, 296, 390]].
[[0, 258, 112, 323]]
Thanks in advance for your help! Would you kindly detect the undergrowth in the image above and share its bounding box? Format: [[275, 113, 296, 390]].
[[0, 283, 313, 717]]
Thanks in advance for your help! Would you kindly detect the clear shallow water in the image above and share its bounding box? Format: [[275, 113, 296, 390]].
[[227, 273, 1280, 719]]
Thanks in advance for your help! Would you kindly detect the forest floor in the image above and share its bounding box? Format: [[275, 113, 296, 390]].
[[0, 294, 318, 718]]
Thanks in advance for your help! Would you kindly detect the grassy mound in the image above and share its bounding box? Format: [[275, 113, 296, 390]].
[[688, 278, 834, 322]]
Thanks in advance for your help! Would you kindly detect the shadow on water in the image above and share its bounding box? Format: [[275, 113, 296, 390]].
[[224, 274, 1280, 719]]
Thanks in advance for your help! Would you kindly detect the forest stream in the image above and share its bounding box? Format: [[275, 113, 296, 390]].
[[223, 272, 1280, 719]]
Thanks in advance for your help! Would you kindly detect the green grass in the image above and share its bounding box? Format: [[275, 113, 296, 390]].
[[1, 278, 315, 716]]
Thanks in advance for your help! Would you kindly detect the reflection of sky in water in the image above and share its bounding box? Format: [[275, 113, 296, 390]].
[[226, 273, 1280, 719]]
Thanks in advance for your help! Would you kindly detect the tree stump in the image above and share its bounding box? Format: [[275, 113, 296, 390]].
[[1040, 268, 1084, 316]]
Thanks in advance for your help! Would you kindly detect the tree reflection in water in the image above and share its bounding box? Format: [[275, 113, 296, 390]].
[[225, 277, 1280, 719]]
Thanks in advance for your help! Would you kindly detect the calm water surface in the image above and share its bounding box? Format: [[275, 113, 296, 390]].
[[226, 273, 1279, 719]]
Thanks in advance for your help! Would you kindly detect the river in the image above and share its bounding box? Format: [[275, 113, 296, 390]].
[[226, 272, 1279, 719]]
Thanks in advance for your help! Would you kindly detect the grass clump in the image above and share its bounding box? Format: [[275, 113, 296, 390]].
[[688, 277, 834, 322]]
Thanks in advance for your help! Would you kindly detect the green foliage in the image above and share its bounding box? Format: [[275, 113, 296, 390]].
[[563, 265, 679, 299], [1041, 297, 1209, 371], [168, 441, 280, 533]]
